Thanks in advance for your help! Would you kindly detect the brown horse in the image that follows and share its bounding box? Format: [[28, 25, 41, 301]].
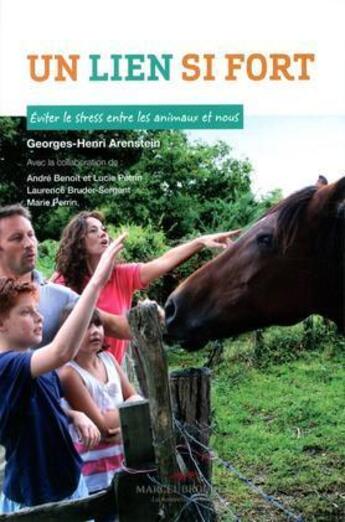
[[165, 178, 345, 350]]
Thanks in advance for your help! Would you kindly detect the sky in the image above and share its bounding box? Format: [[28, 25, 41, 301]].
[[189, 116, 345, 197]]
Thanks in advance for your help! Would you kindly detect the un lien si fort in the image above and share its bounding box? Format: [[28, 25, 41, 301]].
[[27, 53, 315, 82]]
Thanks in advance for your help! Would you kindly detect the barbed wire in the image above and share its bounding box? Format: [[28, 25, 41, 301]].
[[120, 345, 306, 520], [117, 413, 304, 520], [146, 472, 214, 522], [176, 419, 304, 522], [175, 419, 241, 521]]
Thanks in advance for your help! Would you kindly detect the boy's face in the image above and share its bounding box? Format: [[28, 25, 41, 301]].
[[0, 294, 43, 349], [79, 321, 104, 354], [0, 216, 38, 276]]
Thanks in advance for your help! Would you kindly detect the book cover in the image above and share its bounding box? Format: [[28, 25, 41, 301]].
[[0, 0, 344, 519]]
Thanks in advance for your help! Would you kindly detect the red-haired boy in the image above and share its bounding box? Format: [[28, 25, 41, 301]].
[[0, 237, 124, 512]]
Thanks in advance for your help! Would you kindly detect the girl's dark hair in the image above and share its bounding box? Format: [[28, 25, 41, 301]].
[[54, 211, 104, 293], [59, 304, 108, 352], [60, 303, 103, 328]]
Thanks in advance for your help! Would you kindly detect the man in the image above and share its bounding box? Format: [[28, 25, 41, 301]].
[[0, 204, 130, 347]]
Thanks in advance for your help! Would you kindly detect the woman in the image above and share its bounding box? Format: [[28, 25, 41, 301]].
[[52, 211, 240, 364]]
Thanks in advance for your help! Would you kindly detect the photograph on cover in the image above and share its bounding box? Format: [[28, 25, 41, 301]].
[[0, 113, 344, 519]]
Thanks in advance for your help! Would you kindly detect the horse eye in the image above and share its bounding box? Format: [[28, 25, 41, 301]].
[[257, 234, 273, 248]]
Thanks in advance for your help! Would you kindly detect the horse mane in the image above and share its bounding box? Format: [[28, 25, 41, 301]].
[[265, 185, 318, 252], [264, 185, 344, 264]]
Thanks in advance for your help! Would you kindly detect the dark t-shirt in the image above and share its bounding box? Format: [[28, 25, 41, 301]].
[[0, 351, 82, 506]]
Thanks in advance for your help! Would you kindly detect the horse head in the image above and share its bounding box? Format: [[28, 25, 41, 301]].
[[165, 178, 345, 350]]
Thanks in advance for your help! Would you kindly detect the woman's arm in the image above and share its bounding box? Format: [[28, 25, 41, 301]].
[[140, 230, 241, 286], [59, 366, 121, 436], [49, 271, 60, 283], [99, 310, 132, 340], [52, 271, 131, 340]]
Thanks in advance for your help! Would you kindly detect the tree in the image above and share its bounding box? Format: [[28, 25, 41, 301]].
[[98, 131, 259, 239]]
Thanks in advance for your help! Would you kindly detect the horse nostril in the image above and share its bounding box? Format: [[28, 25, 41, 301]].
[[165, 297, 177, 327]]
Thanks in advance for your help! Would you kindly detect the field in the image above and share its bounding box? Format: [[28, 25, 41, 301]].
[[168, 324, 345, 521]]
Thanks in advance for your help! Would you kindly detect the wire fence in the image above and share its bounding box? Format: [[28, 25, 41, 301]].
[[176, 419, 304, 521]]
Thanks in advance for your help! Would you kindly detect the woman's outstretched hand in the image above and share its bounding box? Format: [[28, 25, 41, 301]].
[[198, 229, 242, 249]]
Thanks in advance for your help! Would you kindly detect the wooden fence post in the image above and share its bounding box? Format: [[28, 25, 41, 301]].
[[115, 400, 158, 522], [128, 340, 149, 398], [128, 302, 185, 520], [0, 489, 116, 522], [170, 368, 216, 521], [253, 328, 264, 362], [119, 399, 155, 468]]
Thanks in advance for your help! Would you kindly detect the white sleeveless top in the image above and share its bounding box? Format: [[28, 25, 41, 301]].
[[66, 351, 125, 493], [67, 351, 124, 411]]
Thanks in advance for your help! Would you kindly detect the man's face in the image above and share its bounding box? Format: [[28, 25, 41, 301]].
[[0, 216, 38, 276]]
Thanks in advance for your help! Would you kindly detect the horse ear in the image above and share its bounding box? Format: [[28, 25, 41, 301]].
[[313, 177, 345, 217], [327, 177, 345, 207]]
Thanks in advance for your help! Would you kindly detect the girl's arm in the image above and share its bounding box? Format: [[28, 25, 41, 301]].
[[59, 365, 121, 437], [31, 235, 126, 378], [100, 356, 143, 445], [63, 408, 101, 449]]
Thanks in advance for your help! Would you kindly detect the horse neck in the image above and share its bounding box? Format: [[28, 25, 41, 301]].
[[314, 212, 344, 328]]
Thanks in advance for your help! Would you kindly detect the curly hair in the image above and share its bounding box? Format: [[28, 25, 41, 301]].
[[0, 277, 37, 317], [54, 211, 105, 294]]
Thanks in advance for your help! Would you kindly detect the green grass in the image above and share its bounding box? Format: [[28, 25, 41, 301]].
[[168, 336, 345, 521]]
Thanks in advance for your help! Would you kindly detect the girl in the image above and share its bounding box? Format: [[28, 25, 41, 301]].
[[59, 305, 142, 496]]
